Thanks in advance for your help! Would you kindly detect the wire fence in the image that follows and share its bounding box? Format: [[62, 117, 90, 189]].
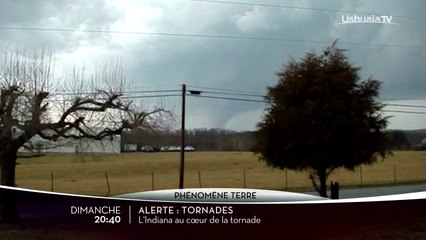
[[23, 163, 426, 197]]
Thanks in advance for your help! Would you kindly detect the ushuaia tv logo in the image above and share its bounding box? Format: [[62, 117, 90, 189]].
[[337, 14, 399, 25]]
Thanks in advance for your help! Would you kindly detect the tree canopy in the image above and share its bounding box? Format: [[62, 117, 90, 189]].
[[254, 42, 393, 197]]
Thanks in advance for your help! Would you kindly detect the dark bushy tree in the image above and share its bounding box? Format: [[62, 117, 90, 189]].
[[255, 42, 393, 197]]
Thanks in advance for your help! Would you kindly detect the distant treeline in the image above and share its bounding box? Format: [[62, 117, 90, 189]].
[[393, 129, 426, 150], [121, 128, 426, 151], [121, 128, 256, 151]]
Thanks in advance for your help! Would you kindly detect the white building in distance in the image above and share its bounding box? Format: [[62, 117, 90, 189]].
[[18, 135, 121, 154]]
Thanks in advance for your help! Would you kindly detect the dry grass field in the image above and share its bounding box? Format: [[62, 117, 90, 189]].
[[15, 151, 425, 196]]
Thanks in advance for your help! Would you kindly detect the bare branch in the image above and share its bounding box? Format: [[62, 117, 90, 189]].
[[1, 47, 174, 153]]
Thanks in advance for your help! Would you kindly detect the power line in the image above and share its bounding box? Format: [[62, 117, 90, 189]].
[[189, 94, 266, 103], [129, 84, 182, 89], [124, 89, 181, 94], [19, 82, 425, 111], [189, 0, 425, 20], [44, 92, 426, 115], [188, 86, 426, 101], [0, 26, 423, 49], [193, 90, 265, 98], [384, 110, 426, 115], [189, 94, 426, 114], [55, 89, 181, 96], [49, 83, 426, 104], [120, 94, 181, 99], [50, 93, 181, 101], [187, 86, 426, 109], [187, 84, 266, 95], [385, 103, 426, 108], [34, 83, 425, 104], [52, 87, 426, 110], [380, 97, 426, 101]]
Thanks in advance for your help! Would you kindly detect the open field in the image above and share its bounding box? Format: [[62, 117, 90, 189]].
[[15, 151, 425, 196]]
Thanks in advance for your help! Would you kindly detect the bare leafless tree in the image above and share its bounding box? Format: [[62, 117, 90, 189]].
[[0, 48, 171, 222]]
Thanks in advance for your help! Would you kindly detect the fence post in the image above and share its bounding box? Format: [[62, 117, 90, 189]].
[[243, 169, 246, 188], [152, 172, 155, 191], [105, 172, 110, 196], [393, 164, 397, 184], [359, 166, 363, 186], [51, 172, 54, 192], [198, 170, 202, 188], [285, 169, 288, 190]]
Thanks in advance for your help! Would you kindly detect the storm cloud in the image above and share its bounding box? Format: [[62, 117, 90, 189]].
[[0, 0, 424, 130]]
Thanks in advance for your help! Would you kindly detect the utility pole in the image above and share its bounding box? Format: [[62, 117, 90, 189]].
[[179, 84, 186, 189]]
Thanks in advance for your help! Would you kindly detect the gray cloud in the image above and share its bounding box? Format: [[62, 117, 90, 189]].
[[0, 0, 424, 130], [0, 0, 120, 52]]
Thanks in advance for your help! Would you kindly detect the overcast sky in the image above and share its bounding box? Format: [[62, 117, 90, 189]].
[[0, 0, 424, 131]]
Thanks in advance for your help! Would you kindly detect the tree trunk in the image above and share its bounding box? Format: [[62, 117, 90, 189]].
[[309, 168, 329, 198], [0, 150, 20, 223], [318, 168, 328, 198]]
